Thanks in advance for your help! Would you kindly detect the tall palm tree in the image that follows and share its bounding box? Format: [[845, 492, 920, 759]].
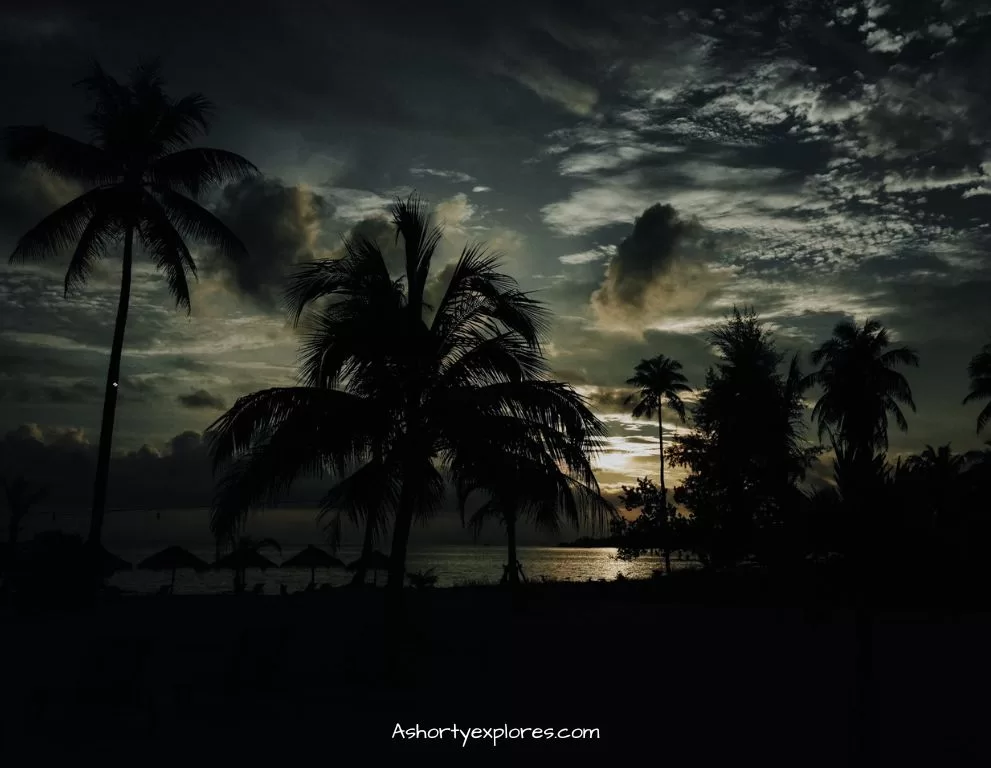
[[804, 319, 916, 768], [3, 62, 256, 548], [804, 319, 919, 463], [454, 415, 612, 587], [963, 341, 991, 434], [206, 194, 608, 603], [625, 355, 690, 496]]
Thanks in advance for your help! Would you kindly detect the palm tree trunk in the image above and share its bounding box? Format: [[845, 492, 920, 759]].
[[387, 473, 416, 596], [658, 408, 672, 575], [88, 225, 134, 547], [658, 406, 665, 496], [352, 511, 376, 586], [506, 510, 519, 587]]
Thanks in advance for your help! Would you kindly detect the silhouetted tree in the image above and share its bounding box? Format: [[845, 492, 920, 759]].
[[804, 319, 919, 465], [2, 62, 256, 548], [804, 319, 917, 768], [625, 355, 691, 500], [963, 341, 991, 434], [455, 424, 612, 587], [206, 194, 607, 610], [668, 308, 819, 568], [613, 477, 683, 574]]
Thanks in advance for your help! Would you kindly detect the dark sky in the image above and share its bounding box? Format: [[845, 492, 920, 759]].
[[2, 0, 991, 542]]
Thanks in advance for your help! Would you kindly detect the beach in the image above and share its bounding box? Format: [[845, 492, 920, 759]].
[[3, 579, 989, 764]]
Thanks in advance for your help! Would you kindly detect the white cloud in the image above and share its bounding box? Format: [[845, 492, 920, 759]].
[[559, 245, 616, 265], [410, 167, 476, 183]]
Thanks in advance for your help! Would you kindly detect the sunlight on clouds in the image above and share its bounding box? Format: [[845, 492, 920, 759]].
[[541, 177, 653, 236], [434, 193, 476, 232], [559, 245, 616, 265]]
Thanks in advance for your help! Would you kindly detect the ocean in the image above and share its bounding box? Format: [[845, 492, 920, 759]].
[[108, 545, 683, 594]]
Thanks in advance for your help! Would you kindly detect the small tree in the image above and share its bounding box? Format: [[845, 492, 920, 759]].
[[614, 478, 683, 574]]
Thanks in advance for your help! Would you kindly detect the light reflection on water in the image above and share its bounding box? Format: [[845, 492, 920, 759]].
[[109, 546, 691, 594]]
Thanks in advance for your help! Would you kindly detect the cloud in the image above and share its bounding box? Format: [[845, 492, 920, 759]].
[[433, 193, 476, 232], [472, 186, 492, 193], [202, 177, 335, 309], [176, 389, 227, 410], [410, 167, 476, 183], [559, 245, 616, 265], [0, 424, 327, 514], [590, 203, 728, 331]]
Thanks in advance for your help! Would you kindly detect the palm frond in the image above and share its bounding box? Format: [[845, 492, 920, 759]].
[[3, 125, 117, 185], [64, 201, 120, 297], [206, 386, 373, 472], [10, 187, 114, 263], [138, 192, 196, 312], [391, 192, 442, 311], [152, 186, 247, 260], [148, 147, 257, 198], [152, 93, 213, 153]]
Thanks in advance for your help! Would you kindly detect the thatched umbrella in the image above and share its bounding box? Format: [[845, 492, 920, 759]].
[[97, 547, 133, 577], [213, 547, 279, 593], [346, 550, 391, 585], [281, 545, 345, 586], [138, 546, 210, 593]]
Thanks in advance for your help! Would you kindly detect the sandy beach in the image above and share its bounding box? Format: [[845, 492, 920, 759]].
[[3, 579, 989, 764]]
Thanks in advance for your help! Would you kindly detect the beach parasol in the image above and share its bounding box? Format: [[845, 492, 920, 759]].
[[138, 546, 210, 592], [346, 550, 391, 585], [97, 547, 133, 577], [213, 549, 279, 571], [213, 547, 279, 593], [281, 545, 345, 586]]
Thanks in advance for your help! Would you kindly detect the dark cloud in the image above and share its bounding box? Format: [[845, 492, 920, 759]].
[[202, 177, 335, 309], [590, 204, 726, 329], [582, 386, 633, 413], [0, 424, 325, 512], [177, 389, 226, 410]]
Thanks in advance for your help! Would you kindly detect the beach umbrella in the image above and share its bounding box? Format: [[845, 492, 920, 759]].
[[98, 547, 133, 576], [346, 550, 391, 585], [213, 549, 278, 571], [281, 545, 345, 586], [138, 546, 210, 592]]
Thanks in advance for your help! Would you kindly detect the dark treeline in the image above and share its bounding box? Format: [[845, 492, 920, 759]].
[[612, 309, 991, 602]]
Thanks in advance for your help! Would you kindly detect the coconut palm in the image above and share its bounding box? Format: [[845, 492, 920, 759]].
[[963, 341, 991, 434], [206, 194, 607, 602], [2, 62, 256, 547], [454, 415, 613, 587], [625, 355, 690, 496], [804, 319, 918, 462]]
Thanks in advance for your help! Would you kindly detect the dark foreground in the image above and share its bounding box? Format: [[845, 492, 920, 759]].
[[2, 577, 990, 765]]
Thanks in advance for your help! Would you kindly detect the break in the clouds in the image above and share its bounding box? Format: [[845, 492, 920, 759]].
[[2, 0, 991, 512]]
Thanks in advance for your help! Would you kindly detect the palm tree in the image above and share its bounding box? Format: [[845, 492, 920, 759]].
[[625, 355, 690, 499], [804, 319, 919, 463], [963, 341, 991, 434], [206, 194, 608, 604], [3, 62, 256, 548], [454, 416, 612, 587], [804, 319, 916, 768]]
